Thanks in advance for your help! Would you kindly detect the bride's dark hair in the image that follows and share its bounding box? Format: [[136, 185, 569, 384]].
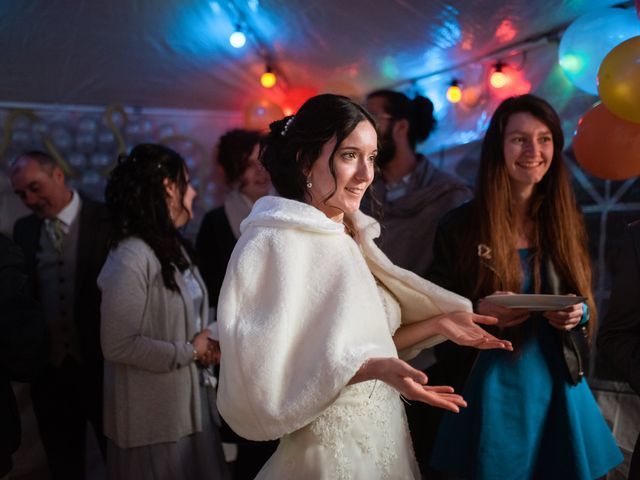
[[261, 94, 377, 203]]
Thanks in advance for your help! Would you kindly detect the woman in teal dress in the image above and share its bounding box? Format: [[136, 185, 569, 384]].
[[426, 94, 622, 479]]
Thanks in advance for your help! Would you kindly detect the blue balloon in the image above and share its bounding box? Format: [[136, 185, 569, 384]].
[[559, 8, 640, 95]]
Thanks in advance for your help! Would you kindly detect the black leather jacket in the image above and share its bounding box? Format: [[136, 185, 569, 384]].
[[425, 201, 589, 388]]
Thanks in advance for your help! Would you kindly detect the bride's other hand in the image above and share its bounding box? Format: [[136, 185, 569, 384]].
[[478, 292, 530, 328], [352, 357, 467, 413], [436, 311, 513, 351], [417, 385, 468, 413]]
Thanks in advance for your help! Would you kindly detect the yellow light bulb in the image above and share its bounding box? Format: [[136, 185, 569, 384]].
[[446, 84, 462, 103], [260, 71, 277, 88], [490, 70, 507, 88]]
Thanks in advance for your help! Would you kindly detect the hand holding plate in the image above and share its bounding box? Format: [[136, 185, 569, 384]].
[[478, 292, 530, 328], [544, 301, 584, 331]]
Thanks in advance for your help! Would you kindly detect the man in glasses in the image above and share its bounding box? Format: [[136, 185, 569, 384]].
[[363, 90, 472, 477]]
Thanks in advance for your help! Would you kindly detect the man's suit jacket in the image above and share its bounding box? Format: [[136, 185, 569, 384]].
[[0, 234, 47, 476], [598, 220, 640, 478], [12, 196, 112, 374]]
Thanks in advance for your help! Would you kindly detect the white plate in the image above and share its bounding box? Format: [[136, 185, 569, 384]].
[[484, 294, 586, 311]]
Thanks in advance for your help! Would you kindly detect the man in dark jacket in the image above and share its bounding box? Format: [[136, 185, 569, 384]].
[[0, 233, 47, 477], [10, 151, 111, 480], [363, 89, 472, 475], [598, 220, 640, 479]]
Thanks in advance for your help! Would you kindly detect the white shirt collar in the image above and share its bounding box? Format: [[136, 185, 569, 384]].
[[50, 189, 81, 232]]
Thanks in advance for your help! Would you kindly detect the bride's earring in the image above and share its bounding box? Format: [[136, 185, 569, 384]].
[[306, 177, 313, 189]]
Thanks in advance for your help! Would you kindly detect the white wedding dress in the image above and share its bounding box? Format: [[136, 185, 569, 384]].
[[217, 197, 471, 480], [255, 286, 421, 480]]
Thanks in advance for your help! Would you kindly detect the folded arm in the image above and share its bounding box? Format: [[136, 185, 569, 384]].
[[99, 243, 197, 372]]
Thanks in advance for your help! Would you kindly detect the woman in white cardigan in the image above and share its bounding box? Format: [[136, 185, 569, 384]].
[[217, 94, 513, 479], [98, 144, 229, 480]]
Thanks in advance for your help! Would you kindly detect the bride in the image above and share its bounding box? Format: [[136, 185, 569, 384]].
[[216, 94, 512, 479]]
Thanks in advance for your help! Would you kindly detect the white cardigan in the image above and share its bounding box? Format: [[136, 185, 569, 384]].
[[217, 196, 471, 441]]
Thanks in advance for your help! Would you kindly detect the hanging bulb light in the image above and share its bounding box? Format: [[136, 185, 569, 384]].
[[229, 25, 246, 48], [490, 61, 508, 88], [260, 66, 277, 88], [446, 80, 462, 103]]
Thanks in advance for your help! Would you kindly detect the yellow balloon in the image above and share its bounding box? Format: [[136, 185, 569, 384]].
[[598, 35, 640, 123]]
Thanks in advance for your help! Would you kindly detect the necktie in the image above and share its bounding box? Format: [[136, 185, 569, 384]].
[[51, 217, 64, 253]]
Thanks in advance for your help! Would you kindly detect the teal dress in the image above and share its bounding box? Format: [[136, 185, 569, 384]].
[[430, 249, 622, 480]]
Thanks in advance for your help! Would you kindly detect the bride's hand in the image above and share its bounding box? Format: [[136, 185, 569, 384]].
[[436, 311, 513, 351], [360, 357, 468, 413]]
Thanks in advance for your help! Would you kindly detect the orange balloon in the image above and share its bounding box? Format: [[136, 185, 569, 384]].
[[573, 103, 640, 180], [244, 99, 284, 131]]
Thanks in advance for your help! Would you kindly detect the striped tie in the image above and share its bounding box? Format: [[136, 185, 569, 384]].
[[51, 217, 64, 253]]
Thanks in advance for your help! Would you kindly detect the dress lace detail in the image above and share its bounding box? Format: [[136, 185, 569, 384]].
[[308, 380, 402, 479]]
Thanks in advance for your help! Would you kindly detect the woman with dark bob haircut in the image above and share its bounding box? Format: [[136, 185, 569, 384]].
[[197, 128, 271, 308], [98, 143, 229, 480], [216, 94, 512, 479], [196, 129, 277, 477], [427, 94, 622, 478]]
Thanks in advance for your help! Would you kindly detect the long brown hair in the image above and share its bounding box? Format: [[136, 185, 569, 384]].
[[467, 94, 596, 337]]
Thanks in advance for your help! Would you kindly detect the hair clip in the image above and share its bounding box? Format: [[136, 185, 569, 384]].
[[281, 116, 295, 136]]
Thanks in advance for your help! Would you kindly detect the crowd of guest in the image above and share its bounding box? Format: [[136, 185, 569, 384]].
[[1, 91, 637, 480]]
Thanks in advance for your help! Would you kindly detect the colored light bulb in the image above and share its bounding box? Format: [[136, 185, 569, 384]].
[[490, 69, 507, 88], [446, 82, 462, 103], [260, 70, 277, 88], [229, 30, 246, 48]]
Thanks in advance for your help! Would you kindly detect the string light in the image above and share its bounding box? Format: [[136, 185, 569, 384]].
[[216, 0, 290, 90], [260, 66, 277, 88], [489, 61, 508, 88], [446, 80, 462, 103], [229, 25, 246, 48], [385, 20, 568, 98]]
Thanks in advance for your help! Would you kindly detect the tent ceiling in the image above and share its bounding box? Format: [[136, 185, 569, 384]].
[[0, 0, 626, 111]]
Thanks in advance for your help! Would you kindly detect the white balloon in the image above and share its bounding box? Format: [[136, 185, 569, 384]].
[[90, 152, 112, 167], [50, 125, 73, 152], [75, 132, 96, 153], [11, 129, 32, 150], [559, 8, 640, 95], [97, 130, 116, 152], [68, 152, 88, 168], [78, 117, 98, 133]]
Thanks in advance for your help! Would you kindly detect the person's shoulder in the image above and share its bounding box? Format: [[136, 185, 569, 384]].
[[440, 200, 473, 226], [77, 194, 112, 228], [13, 212, 39, 230], [628, 219, 640, 233], [0, 233, 23, 268], [429, 164, 472, 192], [99, 238, 161, 289], [200, 205, 228, 226], [115, 236, 153, 253], [108, 237, 157, 266], [12, 213, 40, 243], [78, 195, 109, 216]]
